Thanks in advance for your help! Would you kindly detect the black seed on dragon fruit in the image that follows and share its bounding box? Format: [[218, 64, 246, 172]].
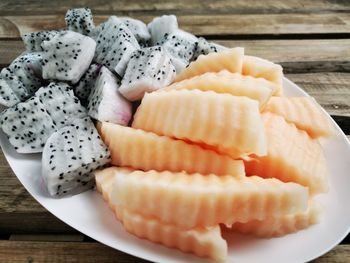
[[87, 66, 131, 125], [74, 63, 102, 102], [93, 16, 140, 77], [120, 17, 151, 44], [0, 68, 29, 107], [191, 37, 220, 61], [119, 46, 176, 101], [0, 82, 87, 153], [42, 117, 111, 197], [22, 30, 60, 52], [147, 15, 178, 46], [162, 29, 198, 73], [41, 31, 96, 84], [65, 8, 95, 35]]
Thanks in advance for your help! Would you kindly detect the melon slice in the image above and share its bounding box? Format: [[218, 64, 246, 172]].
[[118, 209, 228, 262], [162, 71, 275, 109], [174, 47, 244, 82], [132, 89, 266, 158], [242, 55, 283, 96], [109, 168, 308, 229], [263, 97, 334, 138], [230, 200, 321, 237], [244, 113, 328, 194], [94, 167, 228, 262], [98, 122, 244, 177]]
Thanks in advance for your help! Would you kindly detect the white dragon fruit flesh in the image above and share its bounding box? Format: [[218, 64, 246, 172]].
[[42, 117, 111, 197], [41, 31, 96, 84], [74, 63, 102, 101], [22, 30, 60, 52], [120, 17, 151, 44], [0, 68, 29, 107], [119, 46, 176, 101], [93, 16, 140, 76], [162, 29, 198, 73], [0, 82, 87, 153], [9, 52, 44, 95], [87, 66, 131, 125], [65, 8, 95, 35], [147, 15, 178, 46]]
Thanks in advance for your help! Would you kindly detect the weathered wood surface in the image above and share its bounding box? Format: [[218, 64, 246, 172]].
[[1, 39, 349, 73], [1, 13, 350, 39], [0, 240, 349, 263], [1, 0, 350, 15], [0, 0, 349, 261]]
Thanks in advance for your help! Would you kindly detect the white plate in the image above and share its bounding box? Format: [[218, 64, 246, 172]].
[[1, 78, 350, 263]]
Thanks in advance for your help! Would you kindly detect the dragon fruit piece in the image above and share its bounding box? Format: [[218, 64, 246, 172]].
[[41, 31, 96, 84], [35, 82, 87, 127], [120, 17, 151, 44], [119, 46, 176, 101], [0, 68, 29, 107], [1, 82, 87, 153], [22, 30, 60, 52], [191, 37, 220, 61], [94, 16, 140, 76], [87, 66, 132, 125], [42, 117, 111, 197], [65, 8, 95, 35], [74, 63, 101, 101], [9, 52, 44, 95], [0, 96, 56, 153], [162, 29, 198, 73], [147, 15, 178, 45]]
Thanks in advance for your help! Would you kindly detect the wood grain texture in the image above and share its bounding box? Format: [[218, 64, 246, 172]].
[[1, 13, 350, 39], [1, 39, 349, 73], [0, 240, 348, 263], [0, 240, 150, 263], [0, 0, 350, 15]]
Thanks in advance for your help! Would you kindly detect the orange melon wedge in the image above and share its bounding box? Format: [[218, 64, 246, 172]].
[[174, 47, 244, 82], [94, 167, 228, 262], [242, 55, 283, 96], [230, 200, 321, 237], [244, 113, 329, 194], [98, 122, 244, 177], [263, 96, 334, 138], [162, 71, 275, 109], [132, 89, 267, 158], [109, 168, 308, 229]]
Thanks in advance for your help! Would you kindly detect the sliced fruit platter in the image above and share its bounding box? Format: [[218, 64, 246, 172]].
[[1, 7, 350, 263]]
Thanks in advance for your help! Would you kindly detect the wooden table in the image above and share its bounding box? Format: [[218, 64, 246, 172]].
[[0, 0, 349, 262]]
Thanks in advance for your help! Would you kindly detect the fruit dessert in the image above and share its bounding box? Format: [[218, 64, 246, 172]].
[[0, 7, 335, 261]]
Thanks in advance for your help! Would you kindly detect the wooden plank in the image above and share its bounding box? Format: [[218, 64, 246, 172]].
[[1, 13, 350, 39], [287, 73, 350, 117], [313, 245, 350, 262], [0, 240, 348, 262], [0, 0, 349, 16], [0, 240, 150, 263], [0, 39, 349, 73]]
